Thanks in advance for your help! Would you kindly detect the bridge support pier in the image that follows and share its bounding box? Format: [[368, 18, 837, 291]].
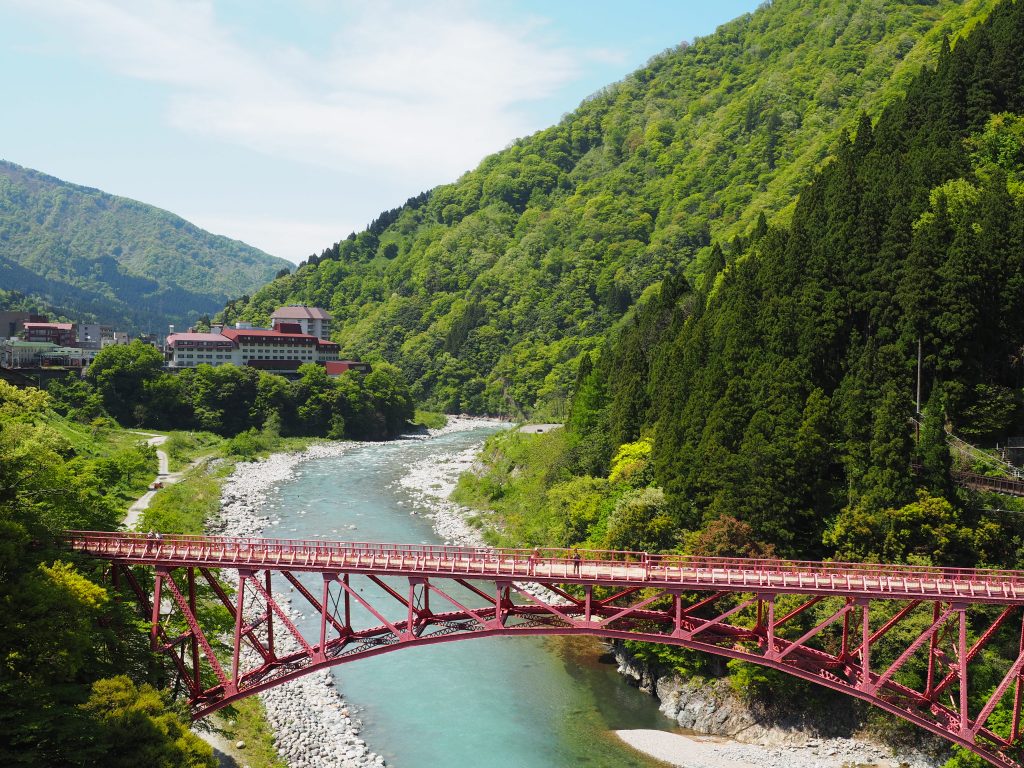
[[959, 605, 969, 735], [150, 569, 163, 650], [859, 599, 871, 691]]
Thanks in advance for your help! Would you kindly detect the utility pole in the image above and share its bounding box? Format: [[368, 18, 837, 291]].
[[916, 337, 922, 416]]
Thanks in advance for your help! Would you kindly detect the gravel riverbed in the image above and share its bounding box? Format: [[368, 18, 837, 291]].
[[201, 417, 504, 768], [208, 440, 381, 768]]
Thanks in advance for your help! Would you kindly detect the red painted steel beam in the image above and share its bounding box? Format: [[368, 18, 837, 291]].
[[198, 567, 273, 664], [160, 568, 230, 690], [64, 531, 1024, 605], [931, 605, 1017, 700], [65, 532, 1024, 768], [280, 570, 349, 639]]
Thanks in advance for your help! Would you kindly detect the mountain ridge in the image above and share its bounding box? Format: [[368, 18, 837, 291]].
[[0, 159, 290, 333], [221, 0, 1000, 416]]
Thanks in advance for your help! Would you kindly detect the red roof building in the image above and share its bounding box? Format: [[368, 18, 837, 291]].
[[325, 360, 371, 376], [166, 326, 339, 370], [23, 322, 77, 347]]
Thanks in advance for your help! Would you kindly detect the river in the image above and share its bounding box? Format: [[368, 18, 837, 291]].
[[256, 425, 678, 768]]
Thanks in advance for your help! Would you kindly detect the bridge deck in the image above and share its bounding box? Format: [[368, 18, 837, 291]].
[[67, 531, 1024, 604]]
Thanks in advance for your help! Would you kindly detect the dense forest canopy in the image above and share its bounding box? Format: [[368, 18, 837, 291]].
[[65, 340, 415, 442], [451, 6, 1024, 760], [0, 161, 290, 334], [221, 0, 997, 417]]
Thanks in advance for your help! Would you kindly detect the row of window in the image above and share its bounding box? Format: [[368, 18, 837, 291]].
[[174, 353, 325, 361]]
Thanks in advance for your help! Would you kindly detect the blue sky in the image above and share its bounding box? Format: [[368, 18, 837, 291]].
[[0, 1, 762, 263]]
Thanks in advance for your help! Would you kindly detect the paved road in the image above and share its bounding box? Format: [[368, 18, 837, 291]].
[[518, 423, 563, 434]]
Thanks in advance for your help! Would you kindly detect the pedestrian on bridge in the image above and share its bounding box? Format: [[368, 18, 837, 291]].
[[530, 547, 540, 575], [572, 548, 581, 575]]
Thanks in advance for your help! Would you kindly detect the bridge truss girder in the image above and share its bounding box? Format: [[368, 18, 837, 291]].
[[108, 563, 1024, 768]]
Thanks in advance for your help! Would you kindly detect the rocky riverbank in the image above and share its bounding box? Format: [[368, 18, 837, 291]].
[[396, 419, 570, 610], [207, 440, 384, 768], [613, 644, 942, 768], [399, 414, 510, 548], [202, 417, 507, 768]]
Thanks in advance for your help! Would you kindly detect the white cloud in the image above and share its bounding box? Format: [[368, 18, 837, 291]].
[[186, 213, 357, 264], [13, 0, 589, 184]]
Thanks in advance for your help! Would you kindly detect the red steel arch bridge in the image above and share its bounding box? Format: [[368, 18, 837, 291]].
[[67, 530, 1024, 767]]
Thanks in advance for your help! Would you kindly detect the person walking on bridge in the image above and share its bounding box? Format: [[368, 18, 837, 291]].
[[572, 548, 581, 575], [530, 546, 540, 575]]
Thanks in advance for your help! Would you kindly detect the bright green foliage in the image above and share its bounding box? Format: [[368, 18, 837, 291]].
[[607, 437, 653, 486], [452, 428, 609, 546], [46, 376, 105, 423], [142, 470, 222, 535], [544, 475, 615, 546], [461, 0, 1024, 732], [215, 696, 288, 768], [412, 410, 448, 429], [825, 490, 969, 564], [727, 660, 805, 706], [76, 342, 415, 440], [576, 0, 1024, 560], [162, 431, 221, 471], [0, 160, 289, 332], [87, 340, 166, 424], [80, 676, 215, 768], [622, 639, 710, 678], [966, 112, 1024, 195], [0, 380, 209, 766], [603, 487, 674, 552], [221, 0, 997, 416]]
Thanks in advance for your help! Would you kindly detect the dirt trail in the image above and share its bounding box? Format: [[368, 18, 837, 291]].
[[122, 432, 205, 529]]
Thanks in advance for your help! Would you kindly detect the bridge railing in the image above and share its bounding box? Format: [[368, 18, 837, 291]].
[[64, 530, 1024, 589]]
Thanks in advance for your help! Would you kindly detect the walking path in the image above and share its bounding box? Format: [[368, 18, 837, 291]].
[[121, 432, 236, 767], [121, 432, 206, 529]]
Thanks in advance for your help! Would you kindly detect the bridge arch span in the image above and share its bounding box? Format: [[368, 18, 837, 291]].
[[67, 531, 1024, 768]]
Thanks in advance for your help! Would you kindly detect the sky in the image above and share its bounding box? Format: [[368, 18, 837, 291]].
[[0, 0, 762, 264]]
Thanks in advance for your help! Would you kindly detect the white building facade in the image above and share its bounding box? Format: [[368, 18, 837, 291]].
[[269, 306, 332, 339], [166, 325, 339, 371]]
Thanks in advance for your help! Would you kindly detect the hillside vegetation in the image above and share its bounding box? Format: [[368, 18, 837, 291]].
[[223, 0, 997, 416], [0, 160, 290, 333], [455, 3, 1024, 759], [0, 382, 216, 767]]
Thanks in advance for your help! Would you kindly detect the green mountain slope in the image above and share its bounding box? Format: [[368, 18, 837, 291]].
[[223, 0, 997, 416], [457, 8, 1024, 757], [0, 160, 290, 333], [560, 0, 1024, 561]]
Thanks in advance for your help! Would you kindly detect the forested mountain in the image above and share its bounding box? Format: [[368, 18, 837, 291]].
[[451, 5, 1024, 757], [0, 161, 290, 333], [560, 0, 1024, 563], [222, 0, 996, 416]]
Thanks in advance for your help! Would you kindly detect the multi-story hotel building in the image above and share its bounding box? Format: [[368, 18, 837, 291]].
[[166, 322, 340, 371]]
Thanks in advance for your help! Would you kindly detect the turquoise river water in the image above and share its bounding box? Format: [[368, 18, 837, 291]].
[[258, 426, 680, 768]]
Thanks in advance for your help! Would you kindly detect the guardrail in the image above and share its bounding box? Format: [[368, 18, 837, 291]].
[[64, 530, 1024, 591]]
